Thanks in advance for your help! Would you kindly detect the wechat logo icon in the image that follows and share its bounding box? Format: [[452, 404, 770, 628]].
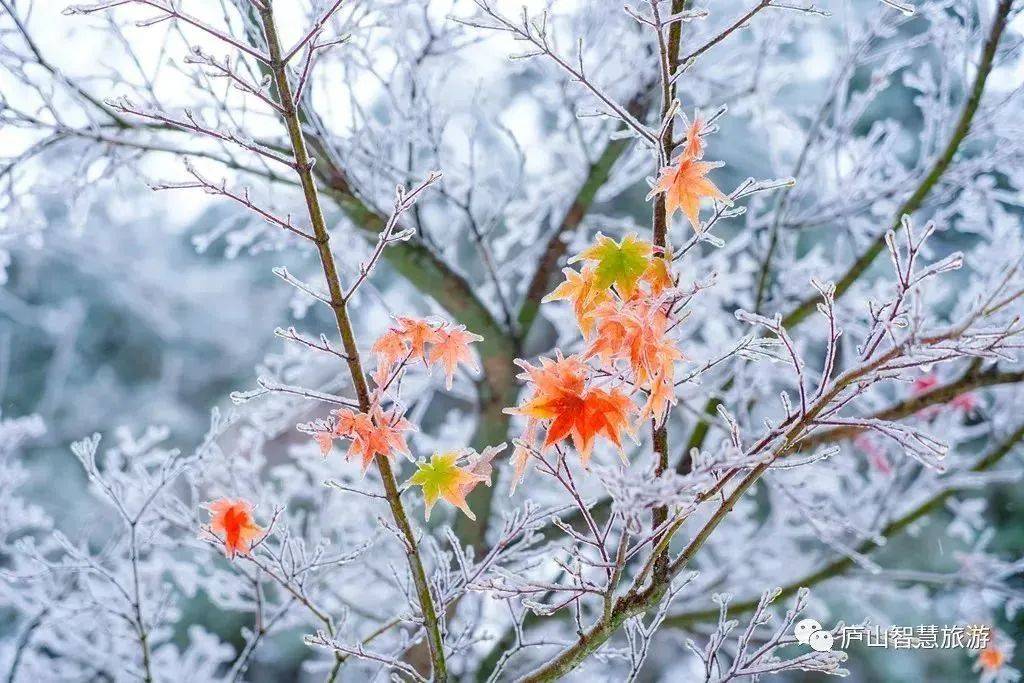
[[795, 618, 834, 652]]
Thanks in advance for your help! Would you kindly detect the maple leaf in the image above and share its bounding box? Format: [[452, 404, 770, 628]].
[[508, 423, 540, 494], [505, 354, 634, 465], [329, 407, 415, 472], [586, 298, 682, 387], [680, 112, 706, 160], [406, 451, 487, 520], [569, 232, 653, 298], [372, 329, 409, 370], [315, 431, 334, 457], [465, 442, 506, 485], [978, 643, 1007, 672], [639, 369, 676, 428], [393, 316, 442, 362], [543, 265, 612, 337], [207, 498, 263, 558], [641, 253, 674, 297], [509, 444, 532, 494], [648, 156, 730, 232], [428, 325, 483, 389], [331, 408, 363, 438]]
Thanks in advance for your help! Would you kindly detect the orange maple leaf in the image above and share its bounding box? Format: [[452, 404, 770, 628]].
[[543, 265, 613, 337], [428, 325, 483, 389], [331, 408, 363, 438], [584, 297, 681, 426], [324, 407, 414, 472], [315, 431, 334, 457], [641, 251, 674, 296], [207, 498, 263, 558], [648, 155, 730, 232], [586, 298, 682, 387], [978, 641, 1007, 672], [639, 368, 676, 428], [350, 408, 414, 472], [393, 317, 442, 362], [506, 354, 634, 465], [372, 329, 409, 371], [680, 113, 706, 160]]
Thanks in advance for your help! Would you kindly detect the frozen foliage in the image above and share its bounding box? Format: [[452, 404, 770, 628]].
[[2, 0, 1024, 681]]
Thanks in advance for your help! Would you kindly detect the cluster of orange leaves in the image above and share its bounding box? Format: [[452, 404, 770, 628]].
[[203, 317, 491, 553], [371, 316, 482, 390], [504, 113, 727, 489], [312, 317, 492, 520], [317, 406, 415, 472], [314, 317, 483, 472], [506, 232, 685, 489], [202, 115, 726, 541]]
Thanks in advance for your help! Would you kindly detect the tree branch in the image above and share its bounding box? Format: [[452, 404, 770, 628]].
[[780, 0, 1013, 329], [256, 4, 447, 678], [798, 364, 1024, 450], [680, 0, 1014, 467], [663, 421, 1024, 628]]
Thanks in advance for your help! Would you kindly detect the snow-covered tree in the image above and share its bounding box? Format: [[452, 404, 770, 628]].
[[2, 0, 1023, 680]]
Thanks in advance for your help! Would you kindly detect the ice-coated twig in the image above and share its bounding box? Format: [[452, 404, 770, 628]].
[[458, 2, 658, 146], [65, 0, 272, 63]]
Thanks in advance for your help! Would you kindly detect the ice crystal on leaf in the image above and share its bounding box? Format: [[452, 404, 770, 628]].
[[509, 230, 688, 484], [393, 316, 442, 362], [542, 265, 613, 337], [429, 325, 484, 389], [318, 407, 415, 472], [648, 117, 731, 232], [370, 316, 483, 389]]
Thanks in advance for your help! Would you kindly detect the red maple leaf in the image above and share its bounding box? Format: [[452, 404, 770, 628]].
[[207, 498, 262, 558]]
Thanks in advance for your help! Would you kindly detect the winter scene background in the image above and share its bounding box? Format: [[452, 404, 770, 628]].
[[2, 0, 1024, 681]]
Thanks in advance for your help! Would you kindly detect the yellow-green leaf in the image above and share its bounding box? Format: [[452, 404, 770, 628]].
[[569, 232, 653, 298], [406, 452, 483, 521]]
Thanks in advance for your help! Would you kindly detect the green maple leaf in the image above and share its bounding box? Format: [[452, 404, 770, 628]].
[[570, 232, 653, 297], [406, 452, 480, 521]]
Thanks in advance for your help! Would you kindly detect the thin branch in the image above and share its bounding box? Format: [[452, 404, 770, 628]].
[[65, 0, 272, 64], [256, 4, 449, 679], [781, 0, 1014, 329]]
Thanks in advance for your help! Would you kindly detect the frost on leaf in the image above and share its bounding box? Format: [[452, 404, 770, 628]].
[[569, 232, 653, 298], [405, 451, 489, 520], [648, 117, 730, 232], [316, 407, 415, 472], [586, 297, 682, 426], [206, 498, 262, 558], [505, 353, 634, 466], [507, 230, 688, 487], [393, 316, 442, 362], [371, 328, 408, 370], [429, 325, 484, 389], [370, 317, 484, 389], [542, 265, 612, 337]]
